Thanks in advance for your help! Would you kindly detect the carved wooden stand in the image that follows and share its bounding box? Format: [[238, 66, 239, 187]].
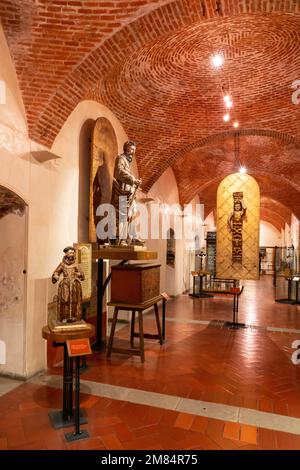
[[42, 325, 94, 430], [92, 248, 158, 350]]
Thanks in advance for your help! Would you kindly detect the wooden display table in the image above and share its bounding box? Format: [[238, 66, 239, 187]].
[[106, 295, 165, 363], [42, 324, 94, 429], [190, 270, 213, 298], [92, 247, 158, 349]]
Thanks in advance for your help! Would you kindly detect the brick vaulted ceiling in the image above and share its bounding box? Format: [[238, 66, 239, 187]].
[[1, 0, 300, 222]]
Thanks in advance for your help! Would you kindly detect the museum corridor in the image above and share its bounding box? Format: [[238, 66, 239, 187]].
[[2, 275, 300, 450], [1, 0, 300, 454]]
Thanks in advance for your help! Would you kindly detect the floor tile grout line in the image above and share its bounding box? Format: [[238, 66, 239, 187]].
[[165, 316, 300, 334], [30, 374, 300, 436], [0, 382, 22, 398]]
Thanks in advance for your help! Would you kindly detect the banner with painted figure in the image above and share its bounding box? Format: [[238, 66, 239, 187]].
[[216, 173, 260, 280]]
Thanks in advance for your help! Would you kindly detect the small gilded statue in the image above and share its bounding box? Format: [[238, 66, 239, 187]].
[[52, 246, 85, 323]]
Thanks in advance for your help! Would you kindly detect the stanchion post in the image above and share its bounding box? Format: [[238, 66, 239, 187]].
[[162, 297, 166, 341], [65, 354, 90, 442]]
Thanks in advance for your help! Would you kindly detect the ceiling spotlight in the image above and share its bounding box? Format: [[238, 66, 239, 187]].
[[233, 121, 239, 128], [211, 54, 224, 68], [223, 113, 230, 122], [239, 166, 247, 174], [223, 94, 231, 103]]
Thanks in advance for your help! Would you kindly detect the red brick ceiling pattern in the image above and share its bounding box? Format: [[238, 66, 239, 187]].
[[173, 135, 300, 217], [1, 0, 300, 226]]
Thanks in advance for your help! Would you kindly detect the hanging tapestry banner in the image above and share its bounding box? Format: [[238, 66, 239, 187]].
[[216, 173, 260, 280]]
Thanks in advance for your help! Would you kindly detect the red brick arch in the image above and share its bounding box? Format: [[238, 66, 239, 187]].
[[2, 0, 300, 149], [198, 173, 299, 225], [164, 129, 300, 197], [260, 197, 292, 225], [173, 133, 300, 209], [260, 208, 286, 232]]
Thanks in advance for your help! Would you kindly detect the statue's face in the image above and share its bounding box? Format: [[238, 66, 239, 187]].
[[125, 144, 136, 162], [234, 202, 241, 210], [64, 249, 75, 264]]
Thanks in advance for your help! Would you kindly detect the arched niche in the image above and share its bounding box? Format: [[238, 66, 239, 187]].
[[89, 117, 118, 243], [78, 119, 94, 243], [0, 185, 27, 377]]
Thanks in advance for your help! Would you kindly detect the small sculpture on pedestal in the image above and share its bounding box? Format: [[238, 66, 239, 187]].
[[197, 251, 207, 272], [51, 246, 85, 327]]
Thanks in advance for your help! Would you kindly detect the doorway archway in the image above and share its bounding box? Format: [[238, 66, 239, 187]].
[[0, 185, 27, 377]]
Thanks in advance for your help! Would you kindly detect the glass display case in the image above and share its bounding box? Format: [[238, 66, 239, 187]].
[[203, 277, 242, 294], [260, 247, 274, 274], [189, 274, 242, 296], [274, 247, 300, 303]]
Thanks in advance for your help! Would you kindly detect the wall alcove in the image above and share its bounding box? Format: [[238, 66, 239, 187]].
[[0, 185, 27, 377]]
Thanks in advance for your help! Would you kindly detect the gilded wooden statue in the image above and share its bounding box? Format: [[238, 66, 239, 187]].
[[52, 246, 85, 323]]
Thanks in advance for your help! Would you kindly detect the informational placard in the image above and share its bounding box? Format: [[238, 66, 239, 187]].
[[67, 338, 92, 357], [230, 287, 241, 294], [74, 243, 92, 301]]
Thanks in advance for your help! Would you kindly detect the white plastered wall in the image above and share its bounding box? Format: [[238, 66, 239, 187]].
[[259, 221, 282, 246], [290, 214, 299, 249], [0, 22, 132, 376], [0, 21, 202, 373], [0, 24, 29, 378], [146, 169, 203, 296]]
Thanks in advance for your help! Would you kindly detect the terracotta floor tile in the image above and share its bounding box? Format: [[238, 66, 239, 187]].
[[0, 437, 7, 450], [22, 412, 51, 436], [6, 426, 26, 448], [258, 398, 274, 413], [3, 277, 300, 450], [275, 431, 300, 450], [238, 444, 260, 450], [223, 422, 241, 441], [258, 428, 276, 450], [205, 419, 225, 441], [113, 422, 133, 441], [122, 434, 162, 450], [66, 436, 105, 450], [190, 416, 208, 434], [81, 395, 100, 409], [100, 433, 125, 450], [243, 397, 258, 409], [89, 424, 116, 438], [185, 432, 223, 450], [9, 439, 48, 450], [240, 425, 258, 445], [175, 412, 195, 430], [159, 409, 178, 427], [274, 401, 288, 416], [92, 415, 122, 427], [132, 423, 164, 439], [18, 401, 40, 412]]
